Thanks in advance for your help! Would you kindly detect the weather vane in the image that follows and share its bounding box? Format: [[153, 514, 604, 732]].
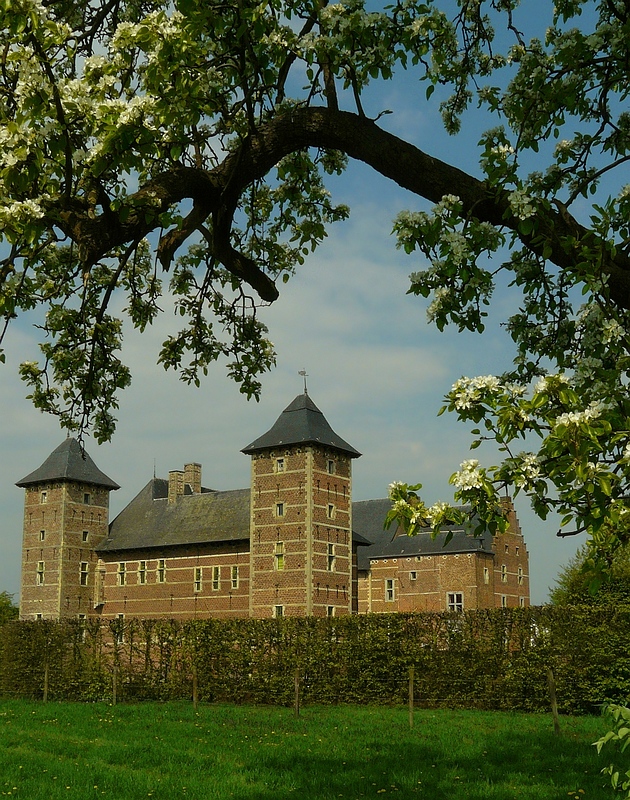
[[298, 369, 308, 394]]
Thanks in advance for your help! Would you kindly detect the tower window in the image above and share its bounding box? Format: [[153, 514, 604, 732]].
[[519, 596, 525, 607], [501, 595, 507, 608], [273, 605, 284, 618], [138, 561, 147, 585], [327, 606, 335, 617], [36, 561, 45, 586], [276, 458, 285, 473], [80, 562, 89, 586], [409, 571, 417, 581], [327, 504, 335, 519], [117, 562, 126, 586], [327, 460, 335, 475], [40, 491, 47, 504], [275, 502, 285, 517], [157, 559, 166, 583], [39, 530, 45, 541], [82, 530, 89, 542], [83, 492, 91, 505], [212, 566, 220, 590], [484, 567, 490, 584], [518, 566, 524, 585], [231, 566, 239, 589], [194, 567, 202, 593], [274, 542, 285, 571], [385, 579, 395, 602], [501, 564, 508, 583], [447, 592, 463, 612], [327, 543, 336, 572]]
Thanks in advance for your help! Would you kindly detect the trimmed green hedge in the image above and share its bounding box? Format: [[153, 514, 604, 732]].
[[1, 607, 628, 711]]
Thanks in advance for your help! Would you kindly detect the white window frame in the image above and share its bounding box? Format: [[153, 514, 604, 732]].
[[501, 564, 508, 583], [385, 578, 395, 602], [327, 503, 335, 519], [117, 562, 126, 586], [212, 565, 220, 590], [157, 559, 166, 583], [138, 560, 147, 585], [231, 565, 239, 589], [409, 571, 417, 581], [80, 561, 89, 586], [275, 457, 285, 473], [275, 502, 285, 517], [36, 561, 45, 586], [273, 605, 284, 618], [274, 541, 285, 571], [327, 459, 335, 475], [447, 592, 464, 612], [194, 567, 202, 593], [327, 542, 336, 572]]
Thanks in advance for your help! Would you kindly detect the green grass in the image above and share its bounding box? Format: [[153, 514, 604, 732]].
[[0, 700, 615, 799]]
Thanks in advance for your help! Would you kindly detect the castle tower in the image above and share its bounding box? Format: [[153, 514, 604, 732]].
[[17, 438, 119, 620], [242, 393, 361, 618]]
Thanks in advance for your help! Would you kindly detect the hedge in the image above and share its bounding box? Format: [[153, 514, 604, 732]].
[[1, 606, 628, 712]]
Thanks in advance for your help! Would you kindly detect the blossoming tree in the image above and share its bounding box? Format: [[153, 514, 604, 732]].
[[2, 0, 630, 565]]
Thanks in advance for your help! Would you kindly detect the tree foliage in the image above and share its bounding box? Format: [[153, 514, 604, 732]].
[[0, 591, 19, 625], [550, 545, 630, 605], [2, 0, 630, 562]]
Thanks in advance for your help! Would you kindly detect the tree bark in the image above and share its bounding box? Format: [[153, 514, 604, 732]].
[[51, 107, 630, 309]]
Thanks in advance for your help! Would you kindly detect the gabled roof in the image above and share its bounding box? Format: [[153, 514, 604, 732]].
[[98, 480, 250, 553], [16, 438, 119, 490], [353, 498, 493, 571], [242, 393, 361, 458]]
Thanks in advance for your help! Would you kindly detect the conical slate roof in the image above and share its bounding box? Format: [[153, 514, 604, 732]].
[[16, 437, 119, 490], [242, 393, 361, 457]]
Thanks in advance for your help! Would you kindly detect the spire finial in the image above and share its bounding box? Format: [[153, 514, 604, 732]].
[[298, 369, 308, 394]]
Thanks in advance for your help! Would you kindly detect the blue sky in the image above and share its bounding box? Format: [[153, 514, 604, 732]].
[[0, 1, 587, 604]]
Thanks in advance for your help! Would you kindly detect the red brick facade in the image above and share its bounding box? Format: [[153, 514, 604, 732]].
[[18, 396, 531, 621]]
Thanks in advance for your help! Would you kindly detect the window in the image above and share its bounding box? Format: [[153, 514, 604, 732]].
[[409, 571, 417, 581], [501, 595, 507, 608], [275, 502, 285, 517], [274, 542, 285, 571], [35, 613, 43, 621], [138, 561, 147, 585], [327, 543, 336, 572], [515, 546, 520, 556], [194, 567, 202, 593], [327, 460, 335, 475], [385, 579, 395, 602], [40, 491, 48, 504], [36, 561, 45, 586], [517, 566, 524, 585], [39, 529, 45, 541], [80, 562, 89, 586], [501, 564, 508, 583], [273, 605, 284, 618], [212, 565, 220, 590], [327, 606, 335, 617], [327, 503, 335, 519], [82, 530, 89, 543], [519, 596, 525, 607], [504, 544, 509, 553], [447, 592, 464, 612], [83, 492, 91, 505], [157, 559, 166, 583], [483, 567, 490, 584], [231, 566, 239, 589], [117, 562, 126, 586], [276, 457, 285, 472], [115, 614, 125, 644]]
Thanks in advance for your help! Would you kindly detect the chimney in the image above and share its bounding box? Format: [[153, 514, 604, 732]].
[[184, 462, 202, 494], [168, 470, 185, 504]]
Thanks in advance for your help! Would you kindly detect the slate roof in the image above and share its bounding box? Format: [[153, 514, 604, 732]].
[[353, 498, 492, 571], [242, 393, 361, 458], [99, 479, 374, 553], [98, 480, 251, 553], [16, 438, 119, 490]]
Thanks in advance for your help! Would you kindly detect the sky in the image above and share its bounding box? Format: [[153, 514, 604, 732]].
[[0, 2, 588, 605]]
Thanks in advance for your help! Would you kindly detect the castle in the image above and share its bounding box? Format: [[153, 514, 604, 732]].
[[18, 392, 530, 620]]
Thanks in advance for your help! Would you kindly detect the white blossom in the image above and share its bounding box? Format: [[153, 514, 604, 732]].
[[452, 459, 484, 490]]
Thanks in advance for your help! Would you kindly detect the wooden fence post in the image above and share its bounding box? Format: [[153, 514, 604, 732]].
[[43, 662, 49, 703], [408, 666, 414, 729], [112, 664, 118, 706], [294, 669, 300, 718], [547, 667, 560, 735], [192, 665, 198, 711]]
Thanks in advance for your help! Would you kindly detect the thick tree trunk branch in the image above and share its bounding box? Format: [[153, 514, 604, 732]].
[[52, 107, 630, 309]]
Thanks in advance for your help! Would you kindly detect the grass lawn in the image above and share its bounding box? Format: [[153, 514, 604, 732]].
[[0, 700, 616, 799]]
